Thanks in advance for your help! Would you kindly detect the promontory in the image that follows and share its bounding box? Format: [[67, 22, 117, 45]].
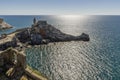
[[0, 18, 90, 50], [0, 18, 13, 30], [0, 18, 90, 80]]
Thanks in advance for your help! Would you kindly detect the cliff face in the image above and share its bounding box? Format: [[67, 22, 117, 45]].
[[0, 39, 17, 51], [0, 20, 90, 50], [38, 24, 90, 42], [0, 18, 12, 30]]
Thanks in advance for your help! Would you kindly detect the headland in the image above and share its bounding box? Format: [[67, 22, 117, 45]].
[[0, 18, 90, 80]]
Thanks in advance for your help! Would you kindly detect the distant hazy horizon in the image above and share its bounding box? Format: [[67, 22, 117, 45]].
[[0, 0, 120, 15]]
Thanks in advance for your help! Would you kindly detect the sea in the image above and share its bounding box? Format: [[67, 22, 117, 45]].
[[0, 15, 120, 80]]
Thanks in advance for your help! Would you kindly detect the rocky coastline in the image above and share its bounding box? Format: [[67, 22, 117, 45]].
[[0, 18, 90, 80], [0, 18, 13, 30], [16, 19, 89, 44], [0, 18, 90, 50]]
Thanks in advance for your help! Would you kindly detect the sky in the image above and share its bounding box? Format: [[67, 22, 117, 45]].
[[0, 0, 120, 15]]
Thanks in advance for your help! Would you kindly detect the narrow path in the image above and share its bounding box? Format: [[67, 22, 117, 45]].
[[0, 32, 16, 44], [25, 66, 47, 80]]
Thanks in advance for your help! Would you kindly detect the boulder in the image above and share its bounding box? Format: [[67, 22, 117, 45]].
[[78, 33, 90, 41], [15, 28, 31, 43], [0, 38, 17, 51]]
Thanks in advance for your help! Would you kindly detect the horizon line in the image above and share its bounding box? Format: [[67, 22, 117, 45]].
[[0, 14, 120, 16]]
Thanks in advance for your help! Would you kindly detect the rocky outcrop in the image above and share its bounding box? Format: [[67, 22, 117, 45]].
[[15, 20, 90, 45], [15, 28, 31, 43], [0, 19, 90, 50], [15, 28, 43, 45], [0, 37, 17, 50], [41, 24, 90, 42], [0, 18, 12, 30], [30, 33, 43, 45]]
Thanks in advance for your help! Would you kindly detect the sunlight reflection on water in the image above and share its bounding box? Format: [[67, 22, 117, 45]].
[[1, 15, 119, 80]]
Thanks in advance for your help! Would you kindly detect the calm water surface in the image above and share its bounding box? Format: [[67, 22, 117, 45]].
[[1, 15, 120, 80]]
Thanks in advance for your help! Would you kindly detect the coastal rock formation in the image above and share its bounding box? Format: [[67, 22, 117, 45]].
[[0, 37, 17, 50], [0, 19, 90, 50], [15, 20, 90, 45], [15, 28, 43, 45], [41, 24, 90, 42], [0, 18, 12, 30], [0, 19, 89, 80], [30, 33, 43, 45]]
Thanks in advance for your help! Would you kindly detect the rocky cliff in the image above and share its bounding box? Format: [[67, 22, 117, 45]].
[[15, 20, 90, 45], [0, 19, 90, 50], [0, 34, 18, 51]]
